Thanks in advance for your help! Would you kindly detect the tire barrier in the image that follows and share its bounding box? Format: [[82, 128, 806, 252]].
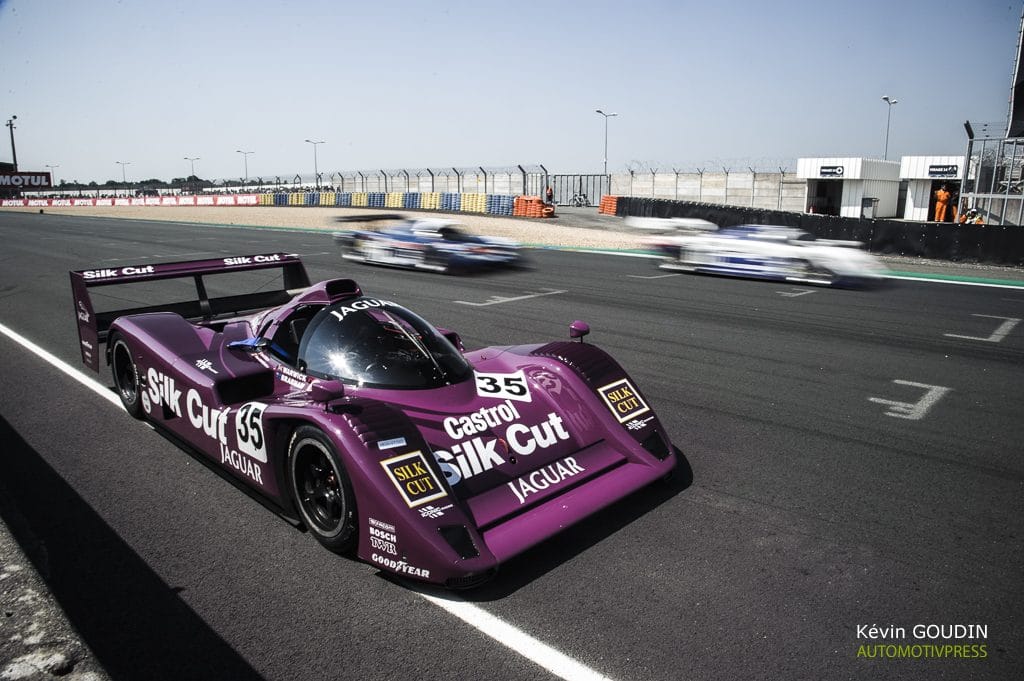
[[487, 194, 514, 216], [421, 192, 440, 210], [441, 193, 461, 212], [513, 196, 554, 218], [598, 195, 618, 215], [4, 191, 553, 219], [612, 196, 1024, 266], [460, 193, 487, 214]]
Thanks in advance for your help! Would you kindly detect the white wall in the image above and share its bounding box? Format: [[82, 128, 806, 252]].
[[904, 179, 931, 221]]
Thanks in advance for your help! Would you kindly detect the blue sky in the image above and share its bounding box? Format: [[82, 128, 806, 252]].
[[0, 0, 1019, 184]]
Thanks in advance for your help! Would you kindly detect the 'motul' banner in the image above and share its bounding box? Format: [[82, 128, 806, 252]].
[[0, 172, 53, 189]]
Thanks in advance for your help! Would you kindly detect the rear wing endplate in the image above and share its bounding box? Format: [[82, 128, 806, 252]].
[[70, 252, 310, 372]]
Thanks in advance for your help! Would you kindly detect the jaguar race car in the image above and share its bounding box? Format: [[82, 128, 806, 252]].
[[70, 253, 678, 588], [630, 218, 889, 287], [333, 215, 523, 274]]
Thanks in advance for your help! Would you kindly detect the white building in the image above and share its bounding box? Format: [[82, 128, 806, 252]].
[[898, 156, 965, 222], [796, 157, 901, 219]]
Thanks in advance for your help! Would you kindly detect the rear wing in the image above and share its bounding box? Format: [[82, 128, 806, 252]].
[[70, 252, 310, 371]]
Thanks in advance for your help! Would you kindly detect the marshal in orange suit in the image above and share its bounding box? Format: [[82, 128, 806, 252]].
[[933, 185, 951, 222]]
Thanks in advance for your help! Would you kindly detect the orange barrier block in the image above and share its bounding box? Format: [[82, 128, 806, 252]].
[[599, 195, 619, 215], [514, 195, 553, 218]]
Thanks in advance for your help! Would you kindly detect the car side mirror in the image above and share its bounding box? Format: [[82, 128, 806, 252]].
[[227, 337, 270, 354], [310, 379, 346, 402], [437, 327, 465, 352], [569, 320, 590, 342]]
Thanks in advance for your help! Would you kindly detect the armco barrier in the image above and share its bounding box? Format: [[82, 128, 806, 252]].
[[612, 196, 1024, 266]]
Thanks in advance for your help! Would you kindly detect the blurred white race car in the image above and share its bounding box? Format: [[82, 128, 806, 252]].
[[629, 218, 889, 288]]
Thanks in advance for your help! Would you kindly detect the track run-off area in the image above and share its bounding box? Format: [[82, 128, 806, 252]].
[[0, 211, 1021, 680]]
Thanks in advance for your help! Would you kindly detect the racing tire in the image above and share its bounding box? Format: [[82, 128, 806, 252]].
[[288, 425, 358, 554], [795, 259, 836, 286], [424, 248, 450, 274], [335, 234, 361, 259], [109, 333, 144, 419]]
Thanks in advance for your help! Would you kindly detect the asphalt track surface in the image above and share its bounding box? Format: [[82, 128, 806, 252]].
[[0, 211, 1021, 680]]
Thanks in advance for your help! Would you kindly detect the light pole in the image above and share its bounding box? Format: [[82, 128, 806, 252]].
[[236, 149, 253, 185], [116, 161, 130, 195], [305, 139, 324, 188], [595, 109, 618, 175], [184, 156, 200, 178], [5, 115, 17, 171], [881, 95, 898, 160], [45, 164, 59, 188]]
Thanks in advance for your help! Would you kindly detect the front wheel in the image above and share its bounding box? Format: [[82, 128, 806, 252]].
[[288, 426, 357, 553], [424, 248, 450, 274], [109, 332, 144, 419]]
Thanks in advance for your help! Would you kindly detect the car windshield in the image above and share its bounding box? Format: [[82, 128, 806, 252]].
[[297, 297, 471, 389]]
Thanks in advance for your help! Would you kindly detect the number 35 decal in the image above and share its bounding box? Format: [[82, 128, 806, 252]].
[[474, 370, 532, 402], [236, 402, 268, 463]]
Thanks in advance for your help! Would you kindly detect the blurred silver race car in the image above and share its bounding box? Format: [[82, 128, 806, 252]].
[[630, 218, 888, 288], [333, 215, 523, 274]]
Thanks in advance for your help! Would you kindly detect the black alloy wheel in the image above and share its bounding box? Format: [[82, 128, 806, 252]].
[[109, 333, 144, 419], [288, 426, 357, 553]]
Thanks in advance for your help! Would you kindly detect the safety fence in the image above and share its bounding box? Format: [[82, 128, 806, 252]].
[[610, 196, 1024, 266], [257, 191, 518, 215]]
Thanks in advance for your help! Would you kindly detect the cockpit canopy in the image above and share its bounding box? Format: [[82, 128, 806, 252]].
[[296, 297, 471, 389]]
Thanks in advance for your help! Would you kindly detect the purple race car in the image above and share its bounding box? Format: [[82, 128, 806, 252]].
[[70, 253, 678, 588]]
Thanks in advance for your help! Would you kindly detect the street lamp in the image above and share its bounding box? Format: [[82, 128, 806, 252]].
[[45, 164, 59, 188], [116, 161, 131, 196], [595, 110, 618, 176], [5, 115, 17, 171], [881, 95, 898, 160], [184, 156, 200, 178], [305, 139, 324, 188], [236, 149, 254, 184]]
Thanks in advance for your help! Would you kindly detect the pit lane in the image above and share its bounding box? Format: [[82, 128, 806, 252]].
[[0, 211, 1021, 680]]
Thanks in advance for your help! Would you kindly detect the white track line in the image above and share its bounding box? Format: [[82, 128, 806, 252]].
[[0, 321, 121, 407], [420, 592, 612, 681], [0, 320, 612, 681]]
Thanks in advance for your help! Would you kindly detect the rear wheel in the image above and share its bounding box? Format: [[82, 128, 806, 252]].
[[424, 247, 450, 274], [109, 333, 143, 419], [288, 426, 357, 553], [796, 259, 836, 285]]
